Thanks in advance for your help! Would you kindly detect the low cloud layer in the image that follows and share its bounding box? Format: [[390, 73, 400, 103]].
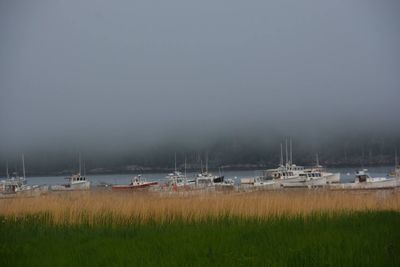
[[1, 0, 399, 161]]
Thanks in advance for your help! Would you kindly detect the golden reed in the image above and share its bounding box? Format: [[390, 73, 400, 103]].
[[1, 189, 400, 224]]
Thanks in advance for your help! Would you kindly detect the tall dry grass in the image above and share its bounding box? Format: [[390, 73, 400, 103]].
[[1, 189, 400, 224]]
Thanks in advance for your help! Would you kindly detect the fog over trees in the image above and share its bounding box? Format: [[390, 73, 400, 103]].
[[1, 0, 399, 174]]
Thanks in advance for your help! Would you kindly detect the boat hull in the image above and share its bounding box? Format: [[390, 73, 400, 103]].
[[281, 177, 327, 188], [112, 181, 158, 190], [330, 179, 399, 190], [51, 181, 91, 191], [325, 173, 340, 184]]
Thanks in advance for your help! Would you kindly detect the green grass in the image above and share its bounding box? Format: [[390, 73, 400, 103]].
[[1, 212, 399, 266]]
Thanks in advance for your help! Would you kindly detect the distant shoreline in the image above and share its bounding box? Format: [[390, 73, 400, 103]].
[[20, 164, 396, 178]]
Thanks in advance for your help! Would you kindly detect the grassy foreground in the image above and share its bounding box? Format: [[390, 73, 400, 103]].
[[1, 211, 400, 266]]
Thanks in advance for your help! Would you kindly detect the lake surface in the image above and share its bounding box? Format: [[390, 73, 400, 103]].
[[24, 166, 395, 186]]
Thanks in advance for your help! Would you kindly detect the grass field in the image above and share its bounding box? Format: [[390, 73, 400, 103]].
[[1, 190, 400, 266], [1, 190, 400, 224]]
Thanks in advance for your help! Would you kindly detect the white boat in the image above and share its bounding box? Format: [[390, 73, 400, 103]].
[[305, 154, 341, 184], [331, 169, 398, 190], [195, 172, 225, 187], [51, 173, 91, 191], [51, 154, 91, 191], [354, 169, 397, 188], [194, 154, 225, 187], [0, 155, 38, 194], [281, 171, 327, 188], [263, 141, 327, 188], [240, 176, 277, 188], [165, 171, 187, 187], [165, 154, 194, 187]]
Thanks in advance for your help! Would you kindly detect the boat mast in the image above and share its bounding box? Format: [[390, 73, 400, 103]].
[[6, 161, 9, 179], [316, 153, 319, 166], [206, 152, 208, 173], [280, 143, 283, 166], [22, 154, 26, 179], [174, 152, 177, 173], [285, 138, 288, 166], [184, 156, 187, 184], [395, 149, 398, 168], [290, 138, 293, 165], [78, 152, 82, 175]]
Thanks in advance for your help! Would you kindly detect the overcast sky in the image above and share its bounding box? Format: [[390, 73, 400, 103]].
[[1, 0, 399, 154]]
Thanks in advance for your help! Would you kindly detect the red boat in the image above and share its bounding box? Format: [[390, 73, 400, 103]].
[[112, 175, 158, 190]]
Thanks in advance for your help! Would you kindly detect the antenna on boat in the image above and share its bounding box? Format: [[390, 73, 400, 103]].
[[280, 143, 283, 166], [6, 161, 9, 179], [22, 154, 26, 179], [285, 138, 288, 166], [290, 138, 293, 165]]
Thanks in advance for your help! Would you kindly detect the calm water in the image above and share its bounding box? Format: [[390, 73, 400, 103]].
[[23, 166, 395, 186]]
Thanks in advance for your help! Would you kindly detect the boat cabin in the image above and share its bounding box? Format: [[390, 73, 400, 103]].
[[299, 172, 322, 179]]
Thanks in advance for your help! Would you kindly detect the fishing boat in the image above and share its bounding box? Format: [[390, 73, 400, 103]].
[[51, 173, 91, 191], [264, 141, 327, 188], [195, 172, 225, 187], [195, 154, 224, 187], [281, 171, 327, 188], [51, 154, 91, 191], [112, 175, 158, 190], [305, 154, 341, 184], [164, 154, 195, 188], [240, 176, 277, 187], [354, 169, 397, 188], [165, 171, 187, 187], [0, 155, 37, 194], [388, 150, 400, 178], [332, 169, 398, 190]]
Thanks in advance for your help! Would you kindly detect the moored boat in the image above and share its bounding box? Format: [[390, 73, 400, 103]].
[[112, 175, 158, 190], [0, 155, 41, 194], [50, 154, 91, 191], [331, 169, 398, 190], [281, 171, 326, 188], [51, 173, 91, 191]]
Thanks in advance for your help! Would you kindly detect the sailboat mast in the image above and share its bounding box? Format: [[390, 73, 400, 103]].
[[22, 154, 26, 179], [280, 143, 283, 166], [316, 153, 319, 166]]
